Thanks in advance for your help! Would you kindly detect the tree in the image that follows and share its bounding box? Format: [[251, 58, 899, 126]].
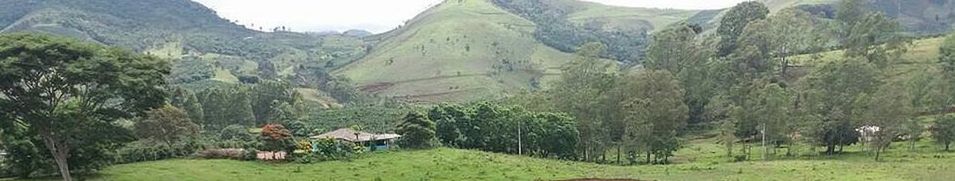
[[645, 23, 714, 124], [396, 112, 436, 149], [134, 105, 200, 145], [749, 82, 792, 160], [618, 70, 688, 164], [939, 35, 955, 105], [931, 114, 955, 151], [855, 81, 912, 161], [0, 34, 168, 181], [219, 124, 254, 141], [550, 42, 617, 162], [200, 86, 255, 129], [838, 0, 908, 68], [259, 123, 294, 152], [717, 1, 770, 57], [169, 87, 204, 125], [251, 80, 295, 125], [802, 57, 880, 155], [737, 8, 821, 76]]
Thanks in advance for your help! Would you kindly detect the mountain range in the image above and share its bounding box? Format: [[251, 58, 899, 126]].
[[2, 0, 953, 103]]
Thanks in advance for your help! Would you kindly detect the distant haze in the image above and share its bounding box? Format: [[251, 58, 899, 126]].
[[192, 0, 748, 34]]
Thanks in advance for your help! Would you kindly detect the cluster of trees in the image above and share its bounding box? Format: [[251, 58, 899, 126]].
[[526, 42, 689, 164], [511, 0, 955, 165], [427, 103, 578, 159], [0, 34, 169, 180], [491, 0, 649, 63], [0, 33, 327, 180]]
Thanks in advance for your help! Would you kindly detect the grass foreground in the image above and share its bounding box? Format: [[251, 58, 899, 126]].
[[11, 145, 954, 181]]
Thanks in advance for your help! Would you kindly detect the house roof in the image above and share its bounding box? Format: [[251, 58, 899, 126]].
[[311, 128, 400, 142]]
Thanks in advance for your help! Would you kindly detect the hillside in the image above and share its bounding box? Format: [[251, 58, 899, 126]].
[[337, 0, 576, 103], [563, 0, 700, 33], [0, 0, 366, 106], [339, 0, 705, 103]]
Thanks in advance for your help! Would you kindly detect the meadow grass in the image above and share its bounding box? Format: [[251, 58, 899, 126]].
[[10, 138, 954, 181]]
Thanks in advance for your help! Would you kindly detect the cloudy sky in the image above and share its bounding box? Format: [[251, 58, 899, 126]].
[[192, 0, 747, 34]]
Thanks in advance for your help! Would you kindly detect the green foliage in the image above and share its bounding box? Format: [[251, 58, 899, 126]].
[[717, 1, 770, 57], [113, 139, 203, 164], [644, 23, 714, 124], [168, 56, 215, 84], [250, 80, 295, 125], [169, 87, 204, 124], [218, 125, 254, 142], [855, 81, 913, 160], [134, 105, 200, 145], [550, 42, 617, 161], [298, 138, 360, 163], [396, 112, 437, 149], [802, 57, 879, 154], [0, 34, 167, 180], [837, 0, 908, 68], [429, 102, 578, 160], [492, 0, 650, 62], [200, 86, 255, 129], [932, 115, 955, 151], [616, 70, 689, 164]]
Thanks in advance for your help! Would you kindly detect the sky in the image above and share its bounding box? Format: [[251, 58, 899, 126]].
[[192, 0, 748, 34]]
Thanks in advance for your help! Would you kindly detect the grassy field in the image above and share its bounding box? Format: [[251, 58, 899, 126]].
[[12, 138, 954, 181]]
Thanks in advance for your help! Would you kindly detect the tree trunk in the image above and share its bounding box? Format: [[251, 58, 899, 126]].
[[646, 152, 651, 164], [786, 140, 793, 157], [762, 125, 768, 161], [874, 146, 883, 161], [616, 145, 621, 165], [909, 139, 916, 151], [826, 145, 835, 155], [945, 143, 950, 151], [40, 133, 72, 181]]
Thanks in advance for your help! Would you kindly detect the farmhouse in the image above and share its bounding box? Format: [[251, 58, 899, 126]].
[[311, 128, 401, 150]]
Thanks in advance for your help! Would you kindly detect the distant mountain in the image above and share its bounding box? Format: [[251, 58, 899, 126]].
[[343, 29, 373, 37]]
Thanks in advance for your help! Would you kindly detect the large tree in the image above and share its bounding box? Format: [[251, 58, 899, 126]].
[[618, 70, 688, 164], [837, 0, 907, 68], [396, 111, 437, 149], [855, 81, 912, 161], [931, 114, 955, 151], [0, 34, 168, 181], [550, 42, 617, 161], [645, 23, 714, 124], [749, 82, 792, 160], [802, 57, 880, 155], [134, 105, 200, 145], [717, 1, 770, 57]]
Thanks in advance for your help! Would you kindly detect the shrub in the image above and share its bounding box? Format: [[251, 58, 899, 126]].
[[114, 140, 202, 164], [196, 149, 246, 160]]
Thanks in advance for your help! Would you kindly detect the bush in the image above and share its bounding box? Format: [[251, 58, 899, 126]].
[[196, 149, 246, 160], [114, 140, 202, 164], [295, 139, 361, 163]]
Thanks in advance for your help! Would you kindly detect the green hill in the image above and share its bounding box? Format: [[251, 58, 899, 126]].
[[338, 0, 706, 103], [563, 0, 700, 33], [0, 0, 366, 106], [337, 0, 576, 103], [691, 0, 955, 36]]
